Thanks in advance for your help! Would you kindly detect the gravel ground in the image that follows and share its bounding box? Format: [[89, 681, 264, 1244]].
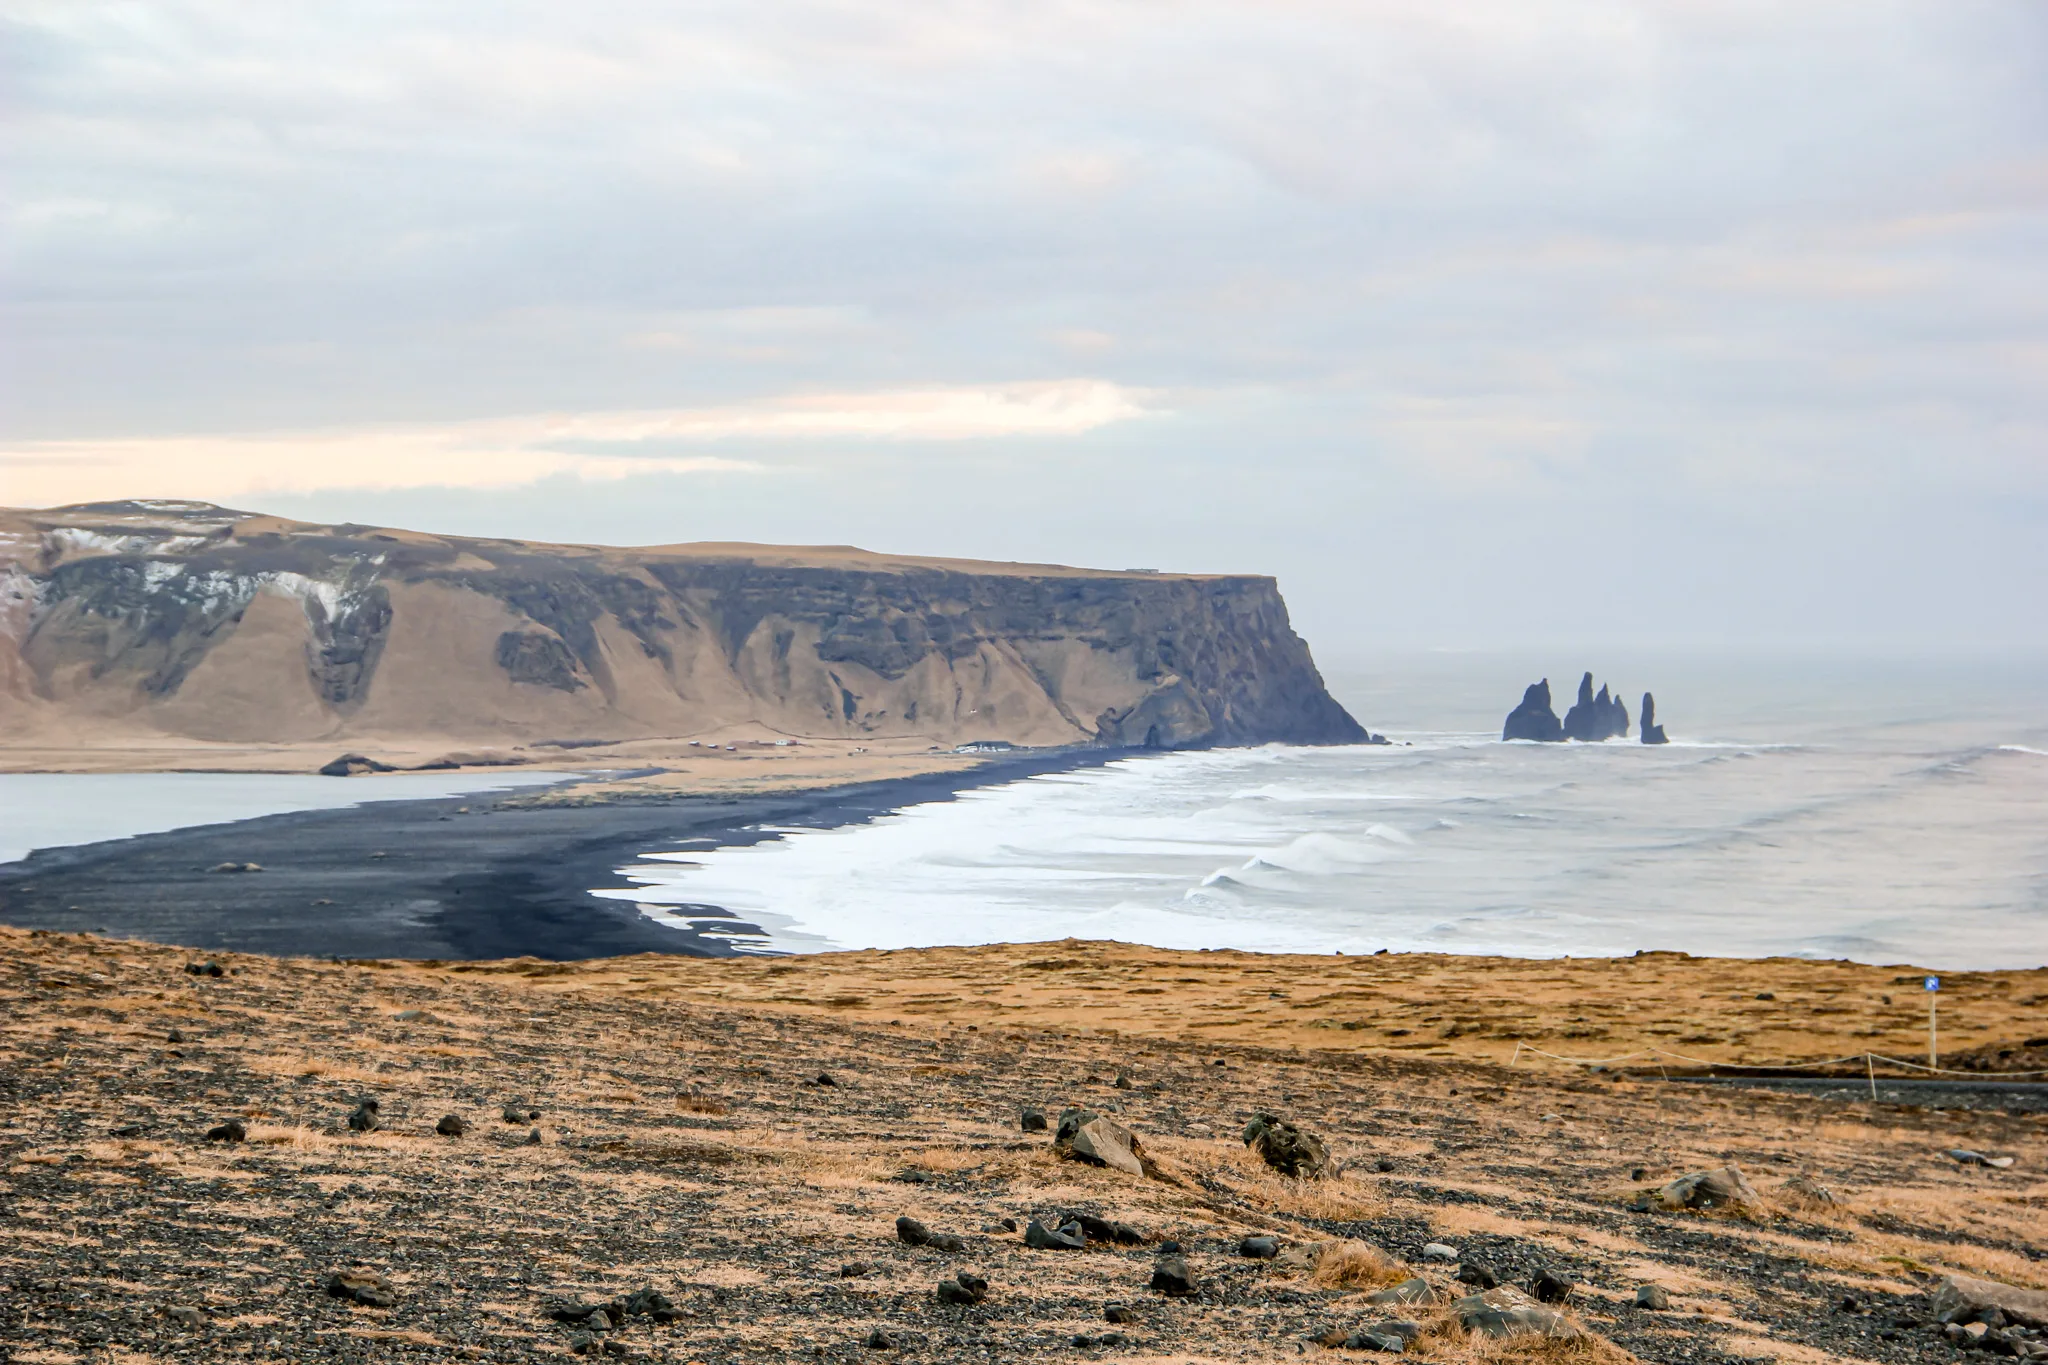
[[3, 927, 2043, 1365]]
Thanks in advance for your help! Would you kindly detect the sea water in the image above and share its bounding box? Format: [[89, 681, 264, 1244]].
[[599, 654, 2048, 968], [0, 769, 568, 866]]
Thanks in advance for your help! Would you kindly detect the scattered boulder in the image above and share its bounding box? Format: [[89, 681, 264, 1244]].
[[1242, 1113, 1331, 1179], [1054, 1108, 1150, 1178], [1067, 1213, 1144, 1245], [503, 1103, 539, 1123], [1456, 1261, 1500, 1290], [1104, 1305, 1138, 1324], [1653, 1164, 1765, 1214], [810, 1072, 837, 1087], [1532, 1267, 1577, 1303], [622, 1287, 678, 1323], [1453, 1285, 1578, 1339], [925, 1233, 965, 1252], [1421, 1242, 1458, 1262], [862, 1327, 896, 1349], [1503, 680, 1565, 742], [1636, 1284, 1671, 1311], [320, 753, 397, 777], [1932, 1274, 2048, 1330], [1150, 1255, 1198, 1297], [1561, 673, 1630, 742], [1024, 1219, 1086, 1250], [347, 1100, 381, 1133], [936, 1272, 989, 1306], [205, 1118, 246, 1143], [1945, 1149, 2017, 1169], [525, 1128, 543, 1146], [1240, 1235, 1281, 1259], [1641, 692, 1669, 744], [1020, 1108, 1048, 1132], [163, 1305, 208, 1329], [1366, 1279, 1436, 1308], [895, 1216, 931, 1247], [1340, 1320, 1422, 1353], [185, 961, 226, 978], [324, 1268, 397, 1308], [435, 1114, 470, 1137]]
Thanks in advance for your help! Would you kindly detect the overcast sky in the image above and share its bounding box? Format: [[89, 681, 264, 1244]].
[[4, 1, 2044, 655]]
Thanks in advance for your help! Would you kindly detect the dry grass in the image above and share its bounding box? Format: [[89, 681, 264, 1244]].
[[674, 1093, 730, 1116], [1309, 1239, 1412, 1291]]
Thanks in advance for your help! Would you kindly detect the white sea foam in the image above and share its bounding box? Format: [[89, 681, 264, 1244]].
[[598, 666, 2048, 968]]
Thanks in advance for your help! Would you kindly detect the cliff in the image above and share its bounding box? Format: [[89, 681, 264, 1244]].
[[0, 501, 1365, 753]]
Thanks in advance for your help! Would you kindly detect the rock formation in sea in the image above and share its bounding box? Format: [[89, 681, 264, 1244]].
[[1561, 672, 1630, 741], [0, 500, 1367, 752], [1640, 692, 1668, 744], [1502, 679, 1565, 742]]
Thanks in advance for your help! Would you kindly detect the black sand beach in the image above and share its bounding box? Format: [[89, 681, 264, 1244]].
[[0, 748, 1119, 961]]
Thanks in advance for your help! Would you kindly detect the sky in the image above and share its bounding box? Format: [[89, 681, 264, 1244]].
[[3, 1, 2045, 656]]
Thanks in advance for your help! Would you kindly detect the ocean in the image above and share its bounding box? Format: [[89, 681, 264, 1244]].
[[597, 654, 2048, 969]]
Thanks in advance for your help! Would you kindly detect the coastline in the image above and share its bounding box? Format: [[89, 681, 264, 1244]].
[[0, 746, 1125, 961]]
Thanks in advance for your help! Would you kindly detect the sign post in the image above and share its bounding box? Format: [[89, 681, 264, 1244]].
[[1925, 976, 1940, 1070]]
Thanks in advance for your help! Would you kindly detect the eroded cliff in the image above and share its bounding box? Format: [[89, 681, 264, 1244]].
[[0, 501, 1365, 752]]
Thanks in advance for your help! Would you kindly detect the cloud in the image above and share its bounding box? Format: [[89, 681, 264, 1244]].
[[0, 381, 1155, 505]]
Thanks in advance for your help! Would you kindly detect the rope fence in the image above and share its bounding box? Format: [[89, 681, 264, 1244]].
[[1507, 1041, 2048, 1100]]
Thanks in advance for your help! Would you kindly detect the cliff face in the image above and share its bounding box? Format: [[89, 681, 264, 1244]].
[[0, 501, 1365, 751]]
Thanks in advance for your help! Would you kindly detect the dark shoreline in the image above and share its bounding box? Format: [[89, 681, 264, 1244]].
[[0, 747, 1127, 961]]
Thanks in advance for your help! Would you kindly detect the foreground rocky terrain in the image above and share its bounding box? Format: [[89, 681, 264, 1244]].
[[3, 928, 2044, 1365]]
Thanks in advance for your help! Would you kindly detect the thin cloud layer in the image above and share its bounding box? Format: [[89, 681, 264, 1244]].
[[3, 1, 2043, 648]]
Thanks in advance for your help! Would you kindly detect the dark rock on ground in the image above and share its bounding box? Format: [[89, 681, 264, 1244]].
[[1532, 1266, 1576, 1303], [840, 1263, 875, 1278], [347, 1100, 380, 1132], [1053, 1107, 1150, 1177], [205, 1117, 246, 1142], [1456, 1261, 1500, 1289], [324, 1268, 396, 1308], [1367, 1279, 1436, 1307], [1019, 1108, 1048, 1131], [164, 1305, 207, 1329], [1637, 1284, 1671, 1310], [863, 1328, 896, 1349], [1641, 692, 1669, 744], [436, 1113, 470, 1136], [925, 1232, 965, 1252], [1240, 1235, 1280, 1259], [319, 754, 397, 777], [186, 961, 225, 977], [1067, 1212, 1144, 1245], [1655, 1164, 1764, 1213], [1561, 672, 1630, 742], [1150, 1256, 1197, 1297], [1454, 1286, 1576, 1339], [1104, 1305, 1138, 1324], [1503, 679, 1565, 742], [936, 1272, 989, 1306], [1242, 1112, 1330, 1178], [1025, 1219, 1086, 1250], [895, 1216, 931, 1247]]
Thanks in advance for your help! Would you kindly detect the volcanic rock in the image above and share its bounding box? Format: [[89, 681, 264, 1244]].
[[1532, 1266, 1576, 1303], [1453, 1285, 1577, 1339], [1503, 680, 1565, 742], [1025, 1219, 1085, 1250], [1019, 1108, 1048, 1132], [1053, 1108, 1149, 1177], [936, 1272, 989, 1306], [1932, 1274, 2048, 1330], [1654, 1164, 1764, 1213], [205, 1118, 246, 1142], [1242, 1112, 1330, 1178], [1640, 692, 1668, 744], [1105, 1305, 1139, 1324], [1150, 1255, 1198, 1297], [347, 1100, 380, 1132], [319, 754, 396, 777], [895, 1216, 932, 1246], [1561, 672, 1629, 742], [1240, 1235, 1280, 1259], [1367, 1279, 1436, 1307], [435, 1114, 470, 1137], [324, 1268, 397, 1308], [1456, 1261, 1500, 1290], [1637, 1284, 1671, 1310]]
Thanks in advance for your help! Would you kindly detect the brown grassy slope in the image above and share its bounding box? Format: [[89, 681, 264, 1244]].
[[508, 942, 2048, 1074], [3, 928, 2044, 1365]]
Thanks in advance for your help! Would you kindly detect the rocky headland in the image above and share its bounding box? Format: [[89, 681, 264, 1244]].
[[3, 927, 2045, 1365], [0, 500, 1365, 765]]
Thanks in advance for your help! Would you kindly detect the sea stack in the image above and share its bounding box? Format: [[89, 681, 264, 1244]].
[[1641, 692, 1668, 744], [1561, 672, 1630, 742], [1503, 679, 1565, 742]]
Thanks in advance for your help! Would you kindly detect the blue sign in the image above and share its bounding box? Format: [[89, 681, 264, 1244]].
[[1925, 976, 1940, 992]]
